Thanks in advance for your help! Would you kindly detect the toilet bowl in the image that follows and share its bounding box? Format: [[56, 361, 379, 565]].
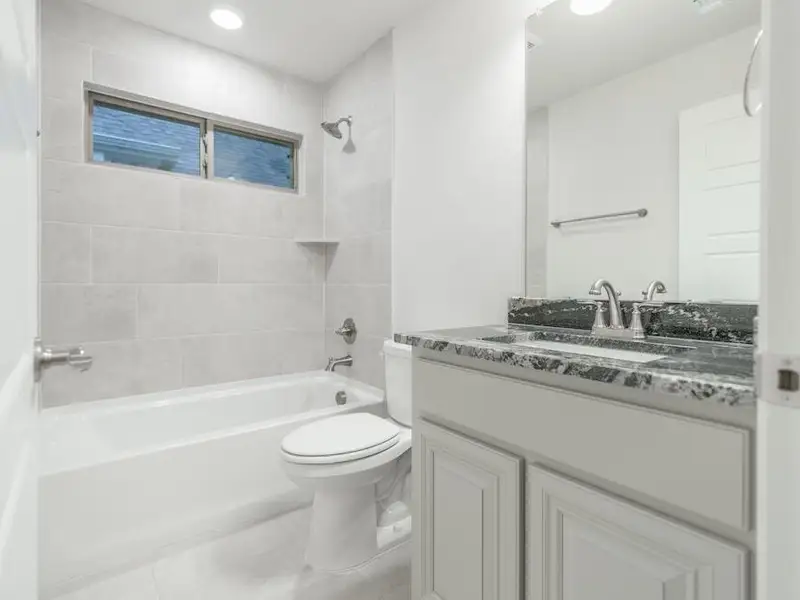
[[280, 340, 413, 572]]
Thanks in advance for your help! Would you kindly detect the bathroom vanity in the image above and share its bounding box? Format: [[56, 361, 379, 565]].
[[400, 300, 756, 600]]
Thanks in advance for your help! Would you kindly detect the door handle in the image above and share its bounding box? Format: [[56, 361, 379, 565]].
[[34, 338, 93, 382]]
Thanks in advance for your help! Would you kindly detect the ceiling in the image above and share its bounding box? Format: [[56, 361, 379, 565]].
[[80, 0, 434, 82], [527, 0, 761, 109]]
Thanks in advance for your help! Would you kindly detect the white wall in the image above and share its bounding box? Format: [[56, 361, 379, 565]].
[[41, 0, 327, 406], [526, 108, 549, 297], [0, 0, 39, 595], [392, 0, 538, 332], [542, 26, 759, 300]]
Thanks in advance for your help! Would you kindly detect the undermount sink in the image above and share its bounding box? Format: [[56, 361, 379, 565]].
[[513, 340, 666, 364]]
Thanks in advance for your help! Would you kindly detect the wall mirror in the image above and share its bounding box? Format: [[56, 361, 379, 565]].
[[525, 0, 762, 303]]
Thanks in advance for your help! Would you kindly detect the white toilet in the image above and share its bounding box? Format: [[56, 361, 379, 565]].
[[280, 340, 412, 571]]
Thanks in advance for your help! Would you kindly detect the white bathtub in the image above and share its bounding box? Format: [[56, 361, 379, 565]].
[[39, 372, 384, 598]]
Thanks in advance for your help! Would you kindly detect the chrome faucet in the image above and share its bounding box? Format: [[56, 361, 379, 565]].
[[642, 280, 667, 301], [588, 279, 624, 330], [630, 281, 668, 340], [326, 355, 353, 372]]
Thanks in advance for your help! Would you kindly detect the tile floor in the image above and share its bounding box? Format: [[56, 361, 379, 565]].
[[55, 508, 411, 600]]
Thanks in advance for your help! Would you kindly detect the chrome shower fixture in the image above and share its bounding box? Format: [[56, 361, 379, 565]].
[[321, 116, 353, 139]]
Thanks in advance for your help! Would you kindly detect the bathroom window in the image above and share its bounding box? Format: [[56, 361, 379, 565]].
[[90, 100, 203, 176], [213, 127, 296, 189], [87, 91, 300, 191]]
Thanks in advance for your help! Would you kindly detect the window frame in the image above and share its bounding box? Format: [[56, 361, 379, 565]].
[[85, 85, 302, 193]]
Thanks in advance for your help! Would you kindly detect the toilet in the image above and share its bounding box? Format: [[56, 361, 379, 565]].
[[280, 340, 412, 571]]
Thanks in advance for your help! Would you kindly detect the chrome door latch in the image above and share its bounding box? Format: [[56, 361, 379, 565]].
[[758, 352, 800, 408], [33, 337, 94, 382]]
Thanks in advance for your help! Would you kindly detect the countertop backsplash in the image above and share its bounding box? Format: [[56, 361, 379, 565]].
[[508, 297, 757, 345]]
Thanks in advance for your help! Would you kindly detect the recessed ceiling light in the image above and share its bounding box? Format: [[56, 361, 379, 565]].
[[570, 0, 614, 15], [210, 7, 243, 30]]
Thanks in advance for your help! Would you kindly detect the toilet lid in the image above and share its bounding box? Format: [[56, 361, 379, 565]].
[[281, 413, 401, 464]]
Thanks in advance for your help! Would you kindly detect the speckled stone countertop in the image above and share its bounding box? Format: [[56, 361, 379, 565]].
[[394, 324, 755, 406]]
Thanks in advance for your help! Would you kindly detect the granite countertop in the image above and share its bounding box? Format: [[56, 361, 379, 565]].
[[394, 324, 756, 406]]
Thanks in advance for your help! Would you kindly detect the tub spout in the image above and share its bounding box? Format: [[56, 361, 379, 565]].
[[326, 355, 353, 372]]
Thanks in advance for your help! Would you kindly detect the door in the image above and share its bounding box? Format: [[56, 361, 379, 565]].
[[678, 93, 761, 302], [528, 465, 747, 600], [0, 0, 40, 597], [417, 420, 522, 600], [757, 2, 800, 600]]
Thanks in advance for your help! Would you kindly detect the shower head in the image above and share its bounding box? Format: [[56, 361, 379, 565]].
[[321, 116, 353, 139]]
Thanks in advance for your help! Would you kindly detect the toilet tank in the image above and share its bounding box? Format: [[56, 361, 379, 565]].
[[383, 340, 412, 427]]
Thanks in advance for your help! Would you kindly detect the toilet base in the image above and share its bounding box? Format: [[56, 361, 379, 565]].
[[306, 483, 378, 571]]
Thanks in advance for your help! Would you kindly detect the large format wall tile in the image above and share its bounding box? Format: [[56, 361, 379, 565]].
[[91, 227, 218, 284], [326, 285, 391, 339], [42, 160, 183, 230], [325, 233, 391, 286], [217, 237, 324, 285], [180, 332, 285, 387], [41, 99, 85, 162], [41, 222, 91, 283], [43, 338, 183, 406], [41, 284, 137, 344], [41, 35, 91, 102], [325, 181, 391, 239]]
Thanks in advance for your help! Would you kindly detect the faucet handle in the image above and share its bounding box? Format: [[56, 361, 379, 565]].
[[580, 300, 608, 332], [334, 318, 357, 344], [630, 301, 665, 340]]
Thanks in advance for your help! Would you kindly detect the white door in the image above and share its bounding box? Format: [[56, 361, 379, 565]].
[[0, 0, 40, 597], [416, 420, 522, 600], [528, 465, 747, 600], [679, 93, 761, 302]]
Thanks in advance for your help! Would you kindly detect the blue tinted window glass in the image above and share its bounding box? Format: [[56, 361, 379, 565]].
[[92, 101, 201, 176], [214, 128, 295, 189]]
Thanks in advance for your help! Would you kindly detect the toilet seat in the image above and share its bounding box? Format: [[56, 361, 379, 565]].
[[281, 413, 401, 465]]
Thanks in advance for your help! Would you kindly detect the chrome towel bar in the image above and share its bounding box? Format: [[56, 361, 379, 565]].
[[550, 208, 648, 228]]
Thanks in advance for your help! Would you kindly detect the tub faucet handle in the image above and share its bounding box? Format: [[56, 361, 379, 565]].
[[334, 318, 357, 344]]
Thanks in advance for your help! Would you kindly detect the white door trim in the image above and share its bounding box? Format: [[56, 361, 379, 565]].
[[757, 1, 800, 599]]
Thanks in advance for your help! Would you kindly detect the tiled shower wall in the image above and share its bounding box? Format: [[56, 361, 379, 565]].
[[322, 36, 394, 390], [40, 0, 327, 407]]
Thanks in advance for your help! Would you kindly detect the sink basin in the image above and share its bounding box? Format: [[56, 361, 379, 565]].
[[513, 340, 666, 364]]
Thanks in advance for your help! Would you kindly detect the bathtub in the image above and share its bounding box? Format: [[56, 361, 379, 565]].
[[39, 372, 384, 598]]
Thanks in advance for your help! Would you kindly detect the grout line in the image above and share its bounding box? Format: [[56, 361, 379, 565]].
[[41, 219, 314, 242], [134, 285, 140, 341], [56, 328, 328, 347], [88, 225, 93, 284]]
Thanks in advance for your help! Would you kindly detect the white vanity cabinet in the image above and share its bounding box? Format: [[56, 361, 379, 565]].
[[417, 420, 522, 600], [528, 465, 747, 600], [413, 358, 754, 600]]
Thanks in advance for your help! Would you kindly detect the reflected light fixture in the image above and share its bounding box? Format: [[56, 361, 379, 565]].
[[570, 0, 614, 15], [210, 7, 244, 30]]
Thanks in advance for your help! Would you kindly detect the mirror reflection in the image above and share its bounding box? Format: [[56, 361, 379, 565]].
[[525, 0, 761, 302]]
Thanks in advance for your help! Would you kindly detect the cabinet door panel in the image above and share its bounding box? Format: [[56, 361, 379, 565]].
[[418, 420, 522, 600], [528, 465, 747, 600]]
